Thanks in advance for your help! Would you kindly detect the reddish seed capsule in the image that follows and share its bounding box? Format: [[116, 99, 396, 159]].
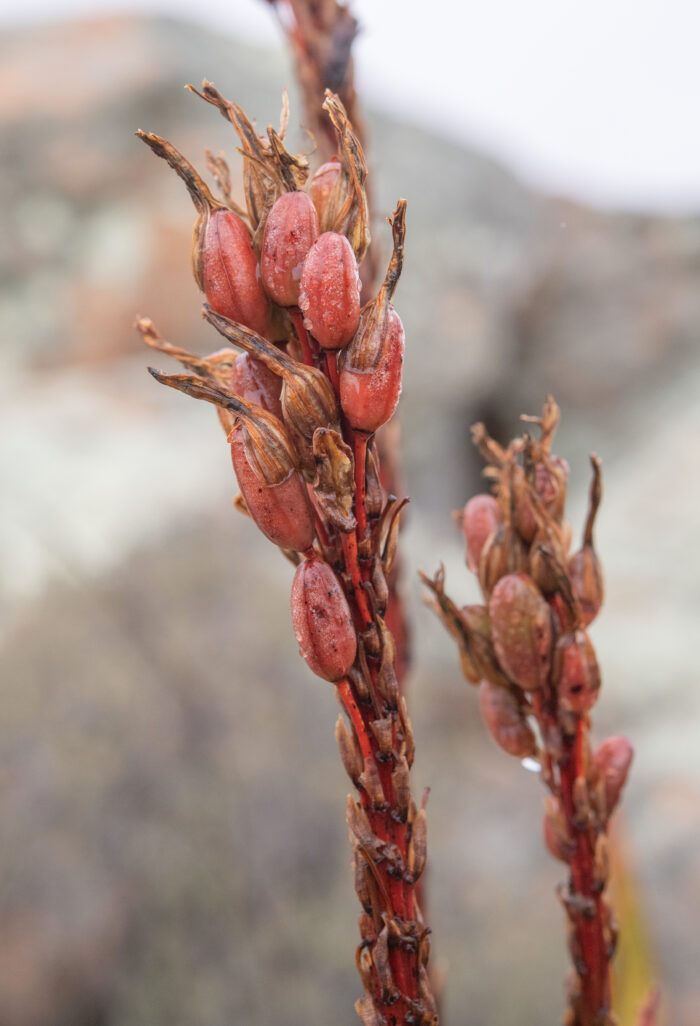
[[463, 494, 500, 573], [553, 629, 601, 713], [339, 200, 407, 434], [230, 353, 282, 418], [489, 573, 553, 690], [568, 546, 604, 626], [290, 557, 357, 682], [298, 232, 361, 349], [230, 429, 314, 551], [134, 133, 269, 336], [593, 735, 634, 816], [308, 158, 343, 231], [340, 307, 405, 433], [260, 191, 319, 306], [478, 680, 536, 757], [202, 209, 269, 335]]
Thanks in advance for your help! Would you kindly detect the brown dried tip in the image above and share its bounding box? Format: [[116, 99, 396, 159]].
[[147, 368, 297, 486], [203, 304, 339, 472], [419, 565, 480, 684], [321, 90, 371, 263], [187, 80, 308, 241], [520, 394, 560, 453], [137, 318, 236, 384]]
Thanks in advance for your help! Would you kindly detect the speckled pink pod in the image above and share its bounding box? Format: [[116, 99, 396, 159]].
[[291, 558, 357, 682], [463, 494, 500, 573], [339, 307, 404, 433], [260, 192, 319, 306], [202, 209, 269, 335], [298, 233, 361, 349], [488, 573, 552, 690], [478, 679, 536, 757], [230, 429, 314, 552], [593, 735, 634, 816], [307, 158, 341, 227]]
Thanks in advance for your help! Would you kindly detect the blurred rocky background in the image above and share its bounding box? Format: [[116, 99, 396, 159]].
[[1, 12, 699, 1026]]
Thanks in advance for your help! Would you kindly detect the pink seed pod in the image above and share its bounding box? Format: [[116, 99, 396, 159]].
[[478, 680, 537, 757], [340, 307, 405, 433], [488, 573, 553, 690], [568, 547, 604, 626], [593, 735, 634, 817], [260, 191, 319, 306], [553, 629, 601, 713], [291, 557, 357, 682], [135, 132, 269, 336], [463, 494, 500, 573], [298, 232, 361, 349], [201, 209, 269, 335], [230, 353, 283, 418], [230, 429, 315, 552], [307, 158, 343, 231], [339, 200, 406, 434]]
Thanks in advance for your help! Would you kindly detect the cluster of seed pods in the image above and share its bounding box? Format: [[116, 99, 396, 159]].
[[138, 84, 436, 1026], [422, 398, 633, 1026]]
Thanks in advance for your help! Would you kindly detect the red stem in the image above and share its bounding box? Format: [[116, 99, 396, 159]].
[[325, 349, 340, 394], [290, 307, 314, 365], [353, 431, 369, 543], [557, 722, 610, 1023], [340, 531, 372, 629], [337, 673, 419, 1019]]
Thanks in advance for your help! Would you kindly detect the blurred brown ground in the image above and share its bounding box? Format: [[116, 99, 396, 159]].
[[1, 14, 699, 1026]]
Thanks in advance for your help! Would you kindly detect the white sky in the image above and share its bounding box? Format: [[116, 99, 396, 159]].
[[4, 0, 700, 212]]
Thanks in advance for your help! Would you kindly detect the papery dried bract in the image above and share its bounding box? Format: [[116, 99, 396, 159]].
[[204, 305, 339, 474], [321, 91, 370, 263], [312, 427, 356, 532], [187, 81, 309, 242], [147, 368, 316, 551]]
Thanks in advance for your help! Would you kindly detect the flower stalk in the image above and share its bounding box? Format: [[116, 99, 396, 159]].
[[422, 398, 633, 1026], [138, 85, 436, 1025]]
